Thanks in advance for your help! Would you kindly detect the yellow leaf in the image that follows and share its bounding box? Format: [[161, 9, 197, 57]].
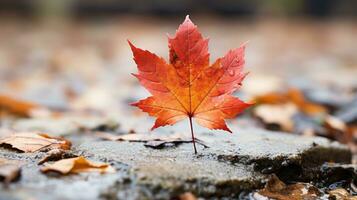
[[41, 156, 115, 174], [0, 94, 38, 118], [253, 88, 327, 116]]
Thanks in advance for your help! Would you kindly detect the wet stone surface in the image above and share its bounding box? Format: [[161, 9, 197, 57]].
[[0, 128, 352, 200]]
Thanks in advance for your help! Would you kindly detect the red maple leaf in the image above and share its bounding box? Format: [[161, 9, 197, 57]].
[[129, 16, 251, 153]]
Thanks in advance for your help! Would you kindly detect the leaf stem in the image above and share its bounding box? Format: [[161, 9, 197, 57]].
[[189, 116, 197, 154]]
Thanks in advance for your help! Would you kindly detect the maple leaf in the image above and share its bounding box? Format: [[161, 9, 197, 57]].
[[129, 16, 251, 153]]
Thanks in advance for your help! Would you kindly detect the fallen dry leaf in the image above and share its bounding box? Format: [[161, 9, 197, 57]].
[[324, 115, 351, 143], [254, 88, 327, 116], [329, 188, 357, 200], [95, 132, 208, 149], [0, 94, 38, 118], [253, 91, 288, 105], [288, 89, 327, 116], [0, 158, 21, 184], [179, 192, 197, 200], [144, 140, 176, 149], [0, 132, 71, 153], [38, 149, 75, 165], [41, 156, 115, 174], [325, 115, 347, 133], [254, 103, 298, 132], [257, 175, 321, 200]]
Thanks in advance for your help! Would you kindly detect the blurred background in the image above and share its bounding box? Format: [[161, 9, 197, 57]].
[[0, 0, 356, 151], [1, 2, 357, 198], [1, 0, 357, 18]]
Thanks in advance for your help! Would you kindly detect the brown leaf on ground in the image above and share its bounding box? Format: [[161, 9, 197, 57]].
[[288, 89, 327, 116], [0, 95, 38, 118], [0, 158, 22, 184], [179, 192, 197, 200], [253, 103, 298, 132], [253, 88, 327, 116], [38, 149, 76, 165], [325, 115, 347, 134], [329, 188, 357, 200], [257, 175, 321, 200], [0, 132, 71, 153], [324, 115, 350, 142], [95, 132, 208, 149], [40, 156, 115, 174], [254, 91, 288, 105]]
